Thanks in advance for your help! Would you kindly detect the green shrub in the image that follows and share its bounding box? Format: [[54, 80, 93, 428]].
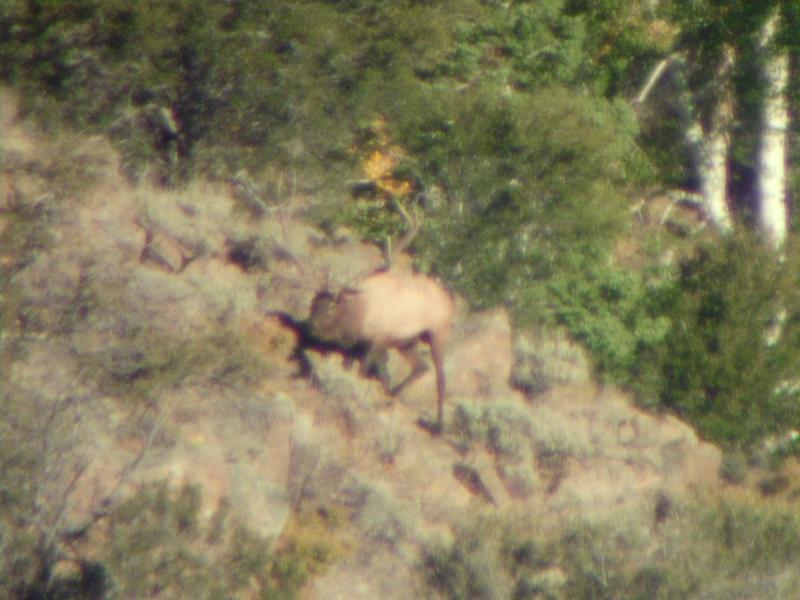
[[640, 233, 800, 448], [81, 325, 268, 402], [0, 404, 340, 600], [545, 229, 800, 451], [0, 182, 57, 279], [422, 516, 525, 600], [0, 388, 41, 599], [103, 482, 212, 598], [102, 482, 340, 600], [0, 1, 467, 183], [448, 400, 534, 460], [550, 260, 672, 385], [406, 84, 644, 323]]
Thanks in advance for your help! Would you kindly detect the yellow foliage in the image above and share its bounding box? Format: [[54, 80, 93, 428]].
[[358, 116, 413, 199], [647, 19, 679, 51]]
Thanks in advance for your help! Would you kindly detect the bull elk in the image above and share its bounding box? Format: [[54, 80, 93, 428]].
[[308, 200, 454, 432], [309, 269, 454, 432]]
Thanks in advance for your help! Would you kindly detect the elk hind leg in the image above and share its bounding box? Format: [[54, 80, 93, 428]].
[[390, 341, 429, 396], [430, 336, 447, 433]]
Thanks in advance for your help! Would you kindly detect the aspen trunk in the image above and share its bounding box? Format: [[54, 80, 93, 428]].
[[756, 9, 789, 249], [670, 49, 735, 232]]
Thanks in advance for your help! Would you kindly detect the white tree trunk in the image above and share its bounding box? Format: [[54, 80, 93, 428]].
[[700, 84, 734, 232], [756, 9, 790, 249], [670, 49, 734, 232]]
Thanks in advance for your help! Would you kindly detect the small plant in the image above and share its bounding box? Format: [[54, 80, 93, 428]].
[[0, 185, 57, 279], [449, 401, 486, 451], [374, 427, 404, 465], [270, 505, 351, 595], [422, 515, 561, 600], [227, 235, 271, 272], [101, 482, 347, 599], [448, 400, 535, 459], [312, 114, 420, 251], [483, 403, 534, 462], [81, 325, 269, 403]]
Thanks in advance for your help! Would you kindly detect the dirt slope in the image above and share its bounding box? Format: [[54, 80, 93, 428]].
[[1, 89, 723, 598]]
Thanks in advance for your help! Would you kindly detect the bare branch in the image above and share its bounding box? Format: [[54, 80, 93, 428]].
[[635, 55, 677, 105]]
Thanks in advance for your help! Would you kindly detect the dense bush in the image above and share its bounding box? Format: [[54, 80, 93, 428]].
[[0, 1, 636, 181], [422, 498, 800, 599], [0, 0, 642, 319], [550, 229, 800, 449], [639, 233, 800, 447], [0, 1, 463, 182], [550, 259, 671, 384], [407, 84, 645, 320]]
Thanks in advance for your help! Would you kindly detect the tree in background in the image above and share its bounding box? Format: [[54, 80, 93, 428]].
[[756, 5, 790, 249], [629, 0, 795, 244]]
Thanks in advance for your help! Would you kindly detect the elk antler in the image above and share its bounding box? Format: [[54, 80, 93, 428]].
[[382, 196, 421, 269]]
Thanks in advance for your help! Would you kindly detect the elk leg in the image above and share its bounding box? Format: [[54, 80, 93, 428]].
[[362, 346, 392, 395], [430, 336, 447, 433], [390, 342, 429, 397]]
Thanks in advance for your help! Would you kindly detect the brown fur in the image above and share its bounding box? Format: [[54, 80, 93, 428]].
[[309, 270, 454, 432]]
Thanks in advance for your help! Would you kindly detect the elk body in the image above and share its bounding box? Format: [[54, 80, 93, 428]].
[[308, 270, 454, 432]]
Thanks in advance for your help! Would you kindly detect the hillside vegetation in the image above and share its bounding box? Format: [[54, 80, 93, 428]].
[[4, 0, 800, 448], [3, 86, 800, 600], [3, 1, 800, 598]]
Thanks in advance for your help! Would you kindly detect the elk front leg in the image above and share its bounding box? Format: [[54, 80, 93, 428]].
[[361, 346, 392, 396]]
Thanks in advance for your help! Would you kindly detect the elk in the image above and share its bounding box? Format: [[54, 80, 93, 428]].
[[309, 269, 454, 432], [307, 199, 454, 432]]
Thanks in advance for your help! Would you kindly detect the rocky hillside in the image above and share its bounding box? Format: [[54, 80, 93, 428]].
[[7, 89, 799, 600]]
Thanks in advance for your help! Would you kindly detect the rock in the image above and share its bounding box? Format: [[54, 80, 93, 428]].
[[140, 227, 191, 273], [453, 452, 513, 507], [238, 312, 298, 375], [130, 388, 294, 541], [307, 546, 417, 600], [656, 414, 722, 489], [447, 307, 516, 399]]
